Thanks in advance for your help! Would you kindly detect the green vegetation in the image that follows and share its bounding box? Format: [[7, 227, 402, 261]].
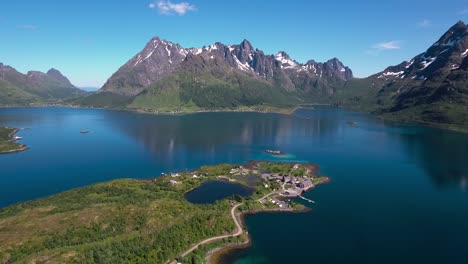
[[0, 127, 26, 153], [128, 69, 301, 113], [0, 176, 234, 263], [0, 80, 40, 106], [258, 162, 294, 175], [331, 76, 468, 132], [0, 162, 326, 264], [0, 66, 88, 106], [70, 92, 133, 109]]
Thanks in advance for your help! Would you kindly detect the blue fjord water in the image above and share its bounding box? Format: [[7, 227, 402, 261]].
[[0, 106, 467, 263]]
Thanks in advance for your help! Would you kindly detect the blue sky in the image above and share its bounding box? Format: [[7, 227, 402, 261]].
[[1, 0, 467, 88]]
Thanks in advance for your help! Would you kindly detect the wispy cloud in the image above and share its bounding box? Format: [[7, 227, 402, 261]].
[[372, 41, 401, 51], [366, 41, 401, 56], [459, 9, 468, 15], [149, 0, 196, 16], [18, 25, 37, 30], [418, 19, 431, 28]]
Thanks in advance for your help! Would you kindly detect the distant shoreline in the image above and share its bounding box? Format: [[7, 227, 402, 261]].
[[2, 104, 465, 133], [0, 103, 327, 116]]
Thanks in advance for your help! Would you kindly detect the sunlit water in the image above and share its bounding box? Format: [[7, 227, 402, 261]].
[[1, 106, 467, 263]]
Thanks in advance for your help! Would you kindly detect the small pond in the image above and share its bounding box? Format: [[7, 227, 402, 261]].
[[184, 180, 254, 204]]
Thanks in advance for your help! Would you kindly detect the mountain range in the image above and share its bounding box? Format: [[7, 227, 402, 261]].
[[335, 21, 468, 130], [78, 36, 353, 111], [0, 64, 87, 105], [1, 21, 467, 130]]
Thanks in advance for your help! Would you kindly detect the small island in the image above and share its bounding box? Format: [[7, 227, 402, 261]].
[[0, 127, 28, 154], [265, 149, 284, 155], [0, 161, 328, 264]]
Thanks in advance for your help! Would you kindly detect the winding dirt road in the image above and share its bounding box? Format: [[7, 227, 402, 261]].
[[169, 191, 277, 263], [179, 202, 244, 258]]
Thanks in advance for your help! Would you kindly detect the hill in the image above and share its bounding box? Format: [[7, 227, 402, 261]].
[[334, 21, 468, 130], [0, 64, 87, 106], [0, 162, 324, 263]]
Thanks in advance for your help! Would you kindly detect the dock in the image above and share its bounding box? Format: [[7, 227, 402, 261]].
[[299, 195, 315, 204]]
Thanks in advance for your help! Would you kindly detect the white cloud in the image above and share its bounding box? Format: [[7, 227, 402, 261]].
[[418, 19, 431, 28], [149, 0, 196, 16], [372, 41, 401, 51], [366, 41, 401, 56], [19, 25, 37, 30]]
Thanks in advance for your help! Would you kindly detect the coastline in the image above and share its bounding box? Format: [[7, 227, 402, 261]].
[[2, 103, 466, 133], [206, 208, 309, 264], [332, 104, 468, 134], [0, 128, 29, 155], [0, 103, 320, 117], [205, 177, 330, 264]]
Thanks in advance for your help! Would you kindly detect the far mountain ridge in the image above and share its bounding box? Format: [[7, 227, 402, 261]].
[[0, 63, 87, 105], [335, 21, 468, 130], [99, 37, 353, 98], [2, 21, 466, 131]]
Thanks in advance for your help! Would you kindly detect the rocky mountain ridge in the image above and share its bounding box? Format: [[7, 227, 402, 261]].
[[100, 37, 353, 97]]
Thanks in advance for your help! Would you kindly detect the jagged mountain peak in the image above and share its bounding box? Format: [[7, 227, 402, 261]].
[[47, 68, 64, 77], [240, 39, 254, 51], [275, 51, 299, 69], [100, 36, 354, 96], [275, 51, 292, 59], [378, 21, 467, 81], [47, 68, 72, 84]]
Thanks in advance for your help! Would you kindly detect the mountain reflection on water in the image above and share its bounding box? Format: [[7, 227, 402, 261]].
[[0, 106, 467, 209], [104, 108, 468, 189]]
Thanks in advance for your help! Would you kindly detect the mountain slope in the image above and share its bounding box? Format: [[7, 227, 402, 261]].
[[0, 64, 87, 105], [334, 21, 468, 130], [88, 37, 353, 111]]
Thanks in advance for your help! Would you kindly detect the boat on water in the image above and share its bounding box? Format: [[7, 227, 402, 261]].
[[265, 149, 283, 155], [14, 136, 22, 140], [346, 121, 358, 126], [80, 130, 91, 134]]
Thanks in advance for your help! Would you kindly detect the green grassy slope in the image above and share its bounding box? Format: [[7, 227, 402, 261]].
[[0, 80, 40, 105], [127, 69, 302, 112], [0, 127, 25, 153], [0, 162, 318, 263], [0, 177, 235, 263]]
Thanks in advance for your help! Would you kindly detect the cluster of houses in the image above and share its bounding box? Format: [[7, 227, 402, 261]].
[[168, 172, 202, 185], [259, 197, 290, 209], [229, 166, 258, 176], [259, 164, 315, 197]]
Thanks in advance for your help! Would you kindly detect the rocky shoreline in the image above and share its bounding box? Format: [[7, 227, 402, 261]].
[[206, 177, 329, 264]]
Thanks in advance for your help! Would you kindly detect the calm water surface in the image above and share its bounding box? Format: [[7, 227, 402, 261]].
[[0, 106, 467, 263], [184, 181, 254, 204]]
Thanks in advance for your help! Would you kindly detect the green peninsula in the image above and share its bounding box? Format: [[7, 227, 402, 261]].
[[0, 161, 328, 264], [0, 127, 28, 154]]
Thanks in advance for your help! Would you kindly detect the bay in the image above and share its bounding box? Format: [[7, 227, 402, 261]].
[[0, 106, 467, 263]]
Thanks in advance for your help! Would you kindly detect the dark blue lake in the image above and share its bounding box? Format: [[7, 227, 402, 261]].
[[0, 106, 467, 263], [184, 180, 254, 204]]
